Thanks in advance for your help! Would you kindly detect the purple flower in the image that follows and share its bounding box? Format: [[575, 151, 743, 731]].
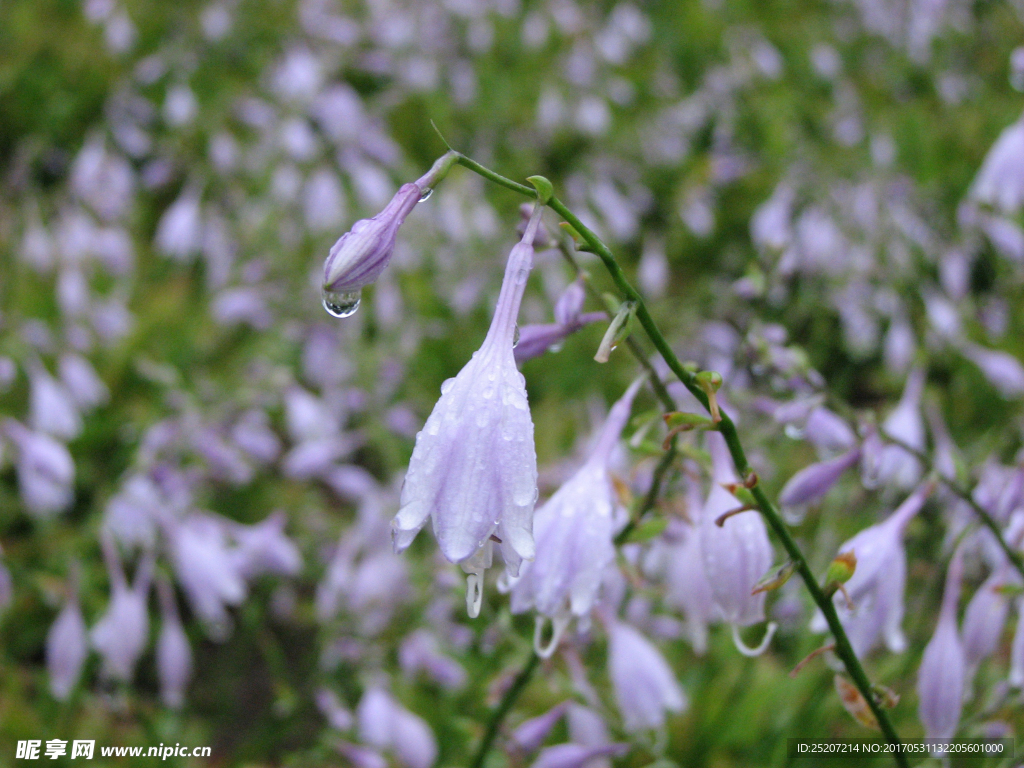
[[356, 687, 437, 768], [398, 629, 467, 691], [156, 577, 192, 708], [508, 701, 570, 755], [58, 354, 109, 411], [608, 621, 686, 731], [873, 366, 926, 490], [814, 480, 934, 656], [917, 547, 966, 741], [392, 208, 545, 615], [530, 743, 629, 768], [960, 343, 1024, 399], [3, 419, 75, 518], [510, 378, 643, 655], [701, 433, 777, 656], [323, 152, 456, 299], [962, 565, 1014, 682], [28, 362, 82, 440], [90, 536, 152, 681], [514, 280, 604, 364], [47, 584, 88, 701], [778, 446, 861, 522]]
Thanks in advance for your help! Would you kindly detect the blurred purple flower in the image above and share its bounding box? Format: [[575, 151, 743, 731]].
[[514, 280, 604, 364], [608, 621, 686, 731], [47, 582, 88, 700], [960, 343, 1024, 399], [58, 353, 109, 411], [530, 743, 629, 768], [28, 362, 82, 440], [398, 629, 467, 691], [90, 536, 152, 681], [508, 701, 569, 755], [156, 577, 192, 709], [392, 208, 545, 615], [3, 419, 75, 518], [510, 378, 642, 654], [917, 547, 966, 741], [778, 446, 861, 522], [356, 687, 437, 768]]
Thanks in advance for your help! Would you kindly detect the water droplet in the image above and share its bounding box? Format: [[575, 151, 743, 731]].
[[512, 324, 520, 348], [440, 378, 456, 395], [784, 423, 805, 440], [322, 287, 362, 318], [550, 341, 564, 353], [418, 187, 433, 202]]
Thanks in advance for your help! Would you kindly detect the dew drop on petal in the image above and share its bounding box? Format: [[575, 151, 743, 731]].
[[322, 287, 361, 318], [440, 378, 456, 395], [512, 324, 520, 348], [418, 187, 433, 202]]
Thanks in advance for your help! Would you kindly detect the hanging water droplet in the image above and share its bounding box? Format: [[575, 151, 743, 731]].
[[440, 377, 456, 395], [784, 423, 805, 440], [512, 324, 520, 348], [322, 287, 362, 318], [418, 187, 433, 202]]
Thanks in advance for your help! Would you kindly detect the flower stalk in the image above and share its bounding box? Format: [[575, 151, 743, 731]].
[[452, 150, 910, 766]]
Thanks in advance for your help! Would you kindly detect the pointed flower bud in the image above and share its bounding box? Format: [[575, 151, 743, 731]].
[[510, 378, 644, 655], [392, 207, 545, 613], [876, 366, 927, 489], [322, 152, 457, 301], [608, 621, 687, 732], [778, 446, 861, 522], [508, 701, 570, 755], [917, 547, 966, 741], [962, 566, 1014, 681]]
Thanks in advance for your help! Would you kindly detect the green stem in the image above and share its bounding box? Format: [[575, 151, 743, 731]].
[[469, 652, 541, 768], [880, 429, 1024, 580], [454, 152, 908, 766], [615, 438, 679, 545]]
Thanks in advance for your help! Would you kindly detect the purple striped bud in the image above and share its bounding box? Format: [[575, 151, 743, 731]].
[[608, 621, 686, 732], [393, 208, 545, 613], [508, 701, 570, 755], [701, 433, 776, 655], [510, 379, 644, 654], [322, 153, 457, 310], [530, 743, 629, 768], [47, 586, 88, 701], [778, 446, 861, 522], [156, 577, 192, 708], [917, 548, 966, 741]]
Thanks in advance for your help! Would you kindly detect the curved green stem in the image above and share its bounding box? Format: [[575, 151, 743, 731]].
[[454, 152, 908, 766], [469, 651, 541, 768], [880, 429, 1024, 580]]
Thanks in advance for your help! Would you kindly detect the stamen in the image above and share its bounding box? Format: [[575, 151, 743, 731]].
[[731, 621, 778, 657], [466, 573, 484, 618]]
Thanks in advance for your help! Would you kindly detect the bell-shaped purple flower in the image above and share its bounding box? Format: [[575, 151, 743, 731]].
[[323, 152, 456, 302], [156, 577, 192, 708], [3, 419, 75, 518], [608, 621, 686, 732], [90, 536, 153, 681], [917, 547, 966, 741], [815, 480, 934, 656], [510, 378, 643, 655], [701, 432, 777, 656], [778, 446, 861, 522], [46, 582, 88, 701], [356, 687, 437, 768], [392, 208, 545, 615]]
